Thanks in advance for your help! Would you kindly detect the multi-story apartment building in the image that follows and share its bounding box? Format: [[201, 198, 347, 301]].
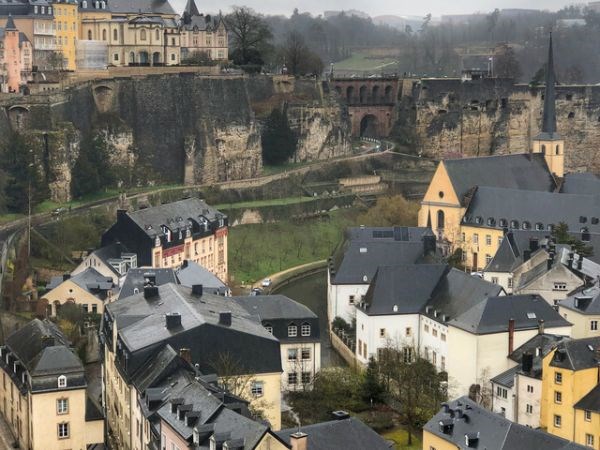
[[0, 16, 32, 92], [0, 0, 56, 69], [101, 282, 283, 449], [102, 197, 228, 282], [559, 283, 600, 339], [52, 0, 77, 69], [0, 319, 103, 450], [180, 0, 227, 61]]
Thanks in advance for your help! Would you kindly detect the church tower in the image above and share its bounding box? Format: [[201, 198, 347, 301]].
[[532, 33, 565, 178]]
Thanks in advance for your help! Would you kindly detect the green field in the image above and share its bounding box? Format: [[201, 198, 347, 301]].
[[334, 51, 399, 72], [381, 428, 422, 450], [228, 209, 357, 284], [215, 196, 316, 210]]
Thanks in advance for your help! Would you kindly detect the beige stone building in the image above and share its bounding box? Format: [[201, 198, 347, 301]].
[[179, 0, 227, 61], [0, 319, 103, 450]]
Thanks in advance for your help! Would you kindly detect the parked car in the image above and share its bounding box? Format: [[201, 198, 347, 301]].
[[251, 288, 263, 296], [261, 278, 272, 287]]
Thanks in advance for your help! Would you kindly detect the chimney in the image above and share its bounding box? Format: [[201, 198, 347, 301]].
[[508, 318, 515, 355], [143, 272, 156, 286], [547, 257, 553, 271], [165, 312, 182, 329], [62, 273, 70, 281], [144, 285, 159, 299], [423, 234, 437, 255], [191, 284, 203, 296], [182, 260, 189, 269], [219, 311, 232, 326], [523, 250, 531, 262], [290, 432, 308, 450], [521, 352, 533, 373], [577, 258, 583, 270], [179, 348, 191, 364], [538, 319, 545, 335], [117, 209, 127, 221], [441, 402, 450, 413], [529, 238, 539, 252]]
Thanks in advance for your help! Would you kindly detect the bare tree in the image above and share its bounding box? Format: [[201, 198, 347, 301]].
[[225, 6, 272, 66]]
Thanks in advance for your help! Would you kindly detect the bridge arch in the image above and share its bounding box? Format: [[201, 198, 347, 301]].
[[346, 86, 354, 103], [360, 114, 379, 138], [372, 85, 380, 103], [384, 85, 393, 103], [359, 85, 368, 104]]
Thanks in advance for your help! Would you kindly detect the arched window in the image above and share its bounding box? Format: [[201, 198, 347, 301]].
[[102, 29, 107, 41], [288, 323, 297, 337], [359, 85, 367, 104], [510, 220, 519, 229], [499, 218, 507, 228], [487, 217, 496, 226], [555, 145, 560, 155], [87, 29, 92, 40], [129, 52, 135, 63], [113, 29, 118, 41], [156, 29, 160, 41], [301, 322, 311, 336], [541, 144, 546, 154], [346, 86, 354, 102], [535, 223, 544, 231], [140, 29, 147, 41], [437, 210, 445, 229], [57, 375, 67, 388], [522, 221, 531, 230]]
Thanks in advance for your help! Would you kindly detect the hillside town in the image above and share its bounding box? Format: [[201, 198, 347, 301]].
[[1, 0, 600, 449]]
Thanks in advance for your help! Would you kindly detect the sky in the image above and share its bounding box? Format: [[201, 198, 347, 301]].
[[170, 0, 570, 18]]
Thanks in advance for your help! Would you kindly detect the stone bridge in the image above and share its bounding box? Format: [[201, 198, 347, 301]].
[[330, 76, 399, 138]]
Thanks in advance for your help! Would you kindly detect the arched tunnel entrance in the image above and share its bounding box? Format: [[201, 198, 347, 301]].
[[360, 114, 379, 138]]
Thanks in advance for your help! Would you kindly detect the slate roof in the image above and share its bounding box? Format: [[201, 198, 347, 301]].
[[361, 264, 448, 315], [118, 268, 178, 300], [557, 247, 600, 280], [509, 333, 568, 363], [443, 153, 555, 204], [559, 283, 600, 315], [331, 226, 434, 285], [89, 242, 133, 277], [176, 260, 228, 295], [463, 186, 600, 234], [127, 197, 225, 238], [231, 295, 317, 321], [108, 0, 175, 14], [490, 365, 518, 388], [550, 336, 600, 371], [423, 396, 586, 450], [105, 283, 281, 376], [574, 384, 600, 413], [449, 294, 571, 335], [130, 344, 180, 393], [47, 267, 114, 299], [561, 172, 600, 195], [276, 417, 392, 450]]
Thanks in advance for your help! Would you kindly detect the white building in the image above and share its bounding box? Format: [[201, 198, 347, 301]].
[[72, 242, 137, 285], [559, 282, 600, 339]]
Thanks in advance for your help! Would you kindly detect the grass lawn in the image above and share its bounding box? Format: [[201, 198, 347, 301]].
[[0, 213, 24, 225], [228, 209, 357, 284], [381, 427, 422, 450], [215, 196, 316, 210], [334, 51, 399, 72]]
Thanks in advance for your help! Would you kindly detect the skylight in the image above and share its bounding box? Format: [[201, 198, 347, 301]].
[[527, 312, 537, 319]]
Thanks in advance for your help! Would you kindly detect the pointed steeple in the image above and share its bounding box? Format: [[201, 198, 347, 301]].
[[540, 33, 558, 138], [5, 14, 17, 31], [182, 0, 200, 25]]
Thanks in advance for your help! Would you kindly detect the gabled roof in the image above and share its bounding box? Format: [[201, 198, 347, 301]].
[[361, 264, 448, 315], [86, 242, 132, 277], [550, 336, 600, 371], [449, 294, 571, 335], [490, 365, 518, 388], [561, 172, 600, 195], [331, 226, 434, 285], [443, 153, 555, 204], [559, 283, 600, 315], [276, 416, 392, 450], [108, 0, 175, 15], [231, 295, 317, 321], [118, 268, 178, 300], [463, 186, 600, 234], [509, 333, 568, 363], [424, 396, 586, 450], [176, 260, 228, 294], [574, 384, 600, 413], [47, 267, 114, 298]]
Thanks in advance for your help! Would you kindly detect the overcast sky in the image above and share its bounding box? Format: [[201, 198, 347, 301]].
[[170, 0, 569, 18]]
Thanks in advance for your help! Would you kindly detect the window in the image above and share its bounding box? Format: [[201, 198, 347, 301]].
[[349, 295, 355, 305], [288, 372, 297, 385], [508, 278, 513, 288], [492, 277, 499, 284], [553, 282, 567, 291], [57, 398, 68, 414], [554, 391, 562, 404], [113, 53, 119, 61], [88, 30, 92, 40], [461, 232, 466, 242], [58, 375, 67, 388], [301, 348, 311, 360], [58, 422, 69, 439], [424, 324, 429, 333], [102, 29, 107, 41], [527, 385, 534, 393], [405, 327, 412, 337], [251, 381, 263, 397], [379, 328, 386, 338], [301, 372, 311, 384], [288, 324, 297, 337], [432, 351, 437, 365], [496, 386, 507, 399], [402, 347, 412, 363], [586, 434, 594, 447], [555, 372, 562, 384], [441, 356, 446, 371], [156, 29, 160, 40], [554, 414, 562, 428], [485, 235, 492, 246], [287, 348, 297, 361], [473, 234, 479, 244], [486, 254, 492, 264], [526, 404, 533, 414], [432, 329, 438, 337], [301, 323, 311, 336], [591, 320, 598, 331], [441, 333, 446, 342], [498, 236, 503, 246], [584, 410, 592, 421], [140, 29, 147, 41], [264, 324, 273, 334], [171, 53, 176, 61]]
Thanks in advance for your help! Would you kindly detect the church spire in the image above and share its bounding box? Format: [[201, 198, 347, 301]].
[[5, 14, 17, 30], [182, 0, 200, 24], [541, 33, 558, 137]]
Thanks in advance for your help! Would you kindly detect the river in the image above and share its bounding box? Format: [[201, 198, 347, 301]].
[[274, 270, 346, 367]]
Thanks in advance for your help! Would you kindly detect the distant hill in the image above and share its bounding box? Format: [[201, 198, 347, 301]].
[[373, 15, 423, 30]]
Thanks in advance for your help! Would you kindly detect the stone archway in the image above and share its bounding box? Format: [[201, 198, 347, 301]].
[[152, 52, 161, 66], [139, 51, 149, 65], [360, 114, 379, 137]]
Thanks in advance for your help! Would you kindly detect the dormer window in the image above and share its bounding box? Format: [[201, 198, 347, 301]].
[[522, 221, 531, 230], [264, 324, 273, 334], [510, 220, 519, 229], [474, 216, 482, 225], [58, 375, 67, 388], [301, 323, 311, 336], [535, 223, 544, 231], [487, 217, 495, 226], [499, 218, 507, 227], [288, 324, 297, 337]]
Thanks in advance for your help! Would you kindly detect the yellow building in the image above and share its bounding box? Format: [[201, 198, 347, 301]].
[[540, 336, 600, 447], [558, 285, 600, 339], [573, 385, 600, 450], [52, 0, 78, 70], [102, 283, 283, 449], [0, 319, 103, 450]]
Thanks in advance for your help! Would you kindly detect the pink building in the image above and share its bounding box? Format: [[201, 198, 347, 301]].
[[0, 15, 32, 93]]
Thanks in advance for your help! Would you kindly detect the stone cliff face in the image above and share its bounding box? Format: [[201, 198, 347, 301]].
[[0, 74, 351, 202], [401, 78, 600, 172]]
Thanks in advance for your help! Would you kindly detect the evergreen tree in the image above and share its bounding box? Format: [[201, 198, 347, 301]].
[[71, 133, 114, 198], [261, 108, 297, 165], [361, 356, 384, 403]]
